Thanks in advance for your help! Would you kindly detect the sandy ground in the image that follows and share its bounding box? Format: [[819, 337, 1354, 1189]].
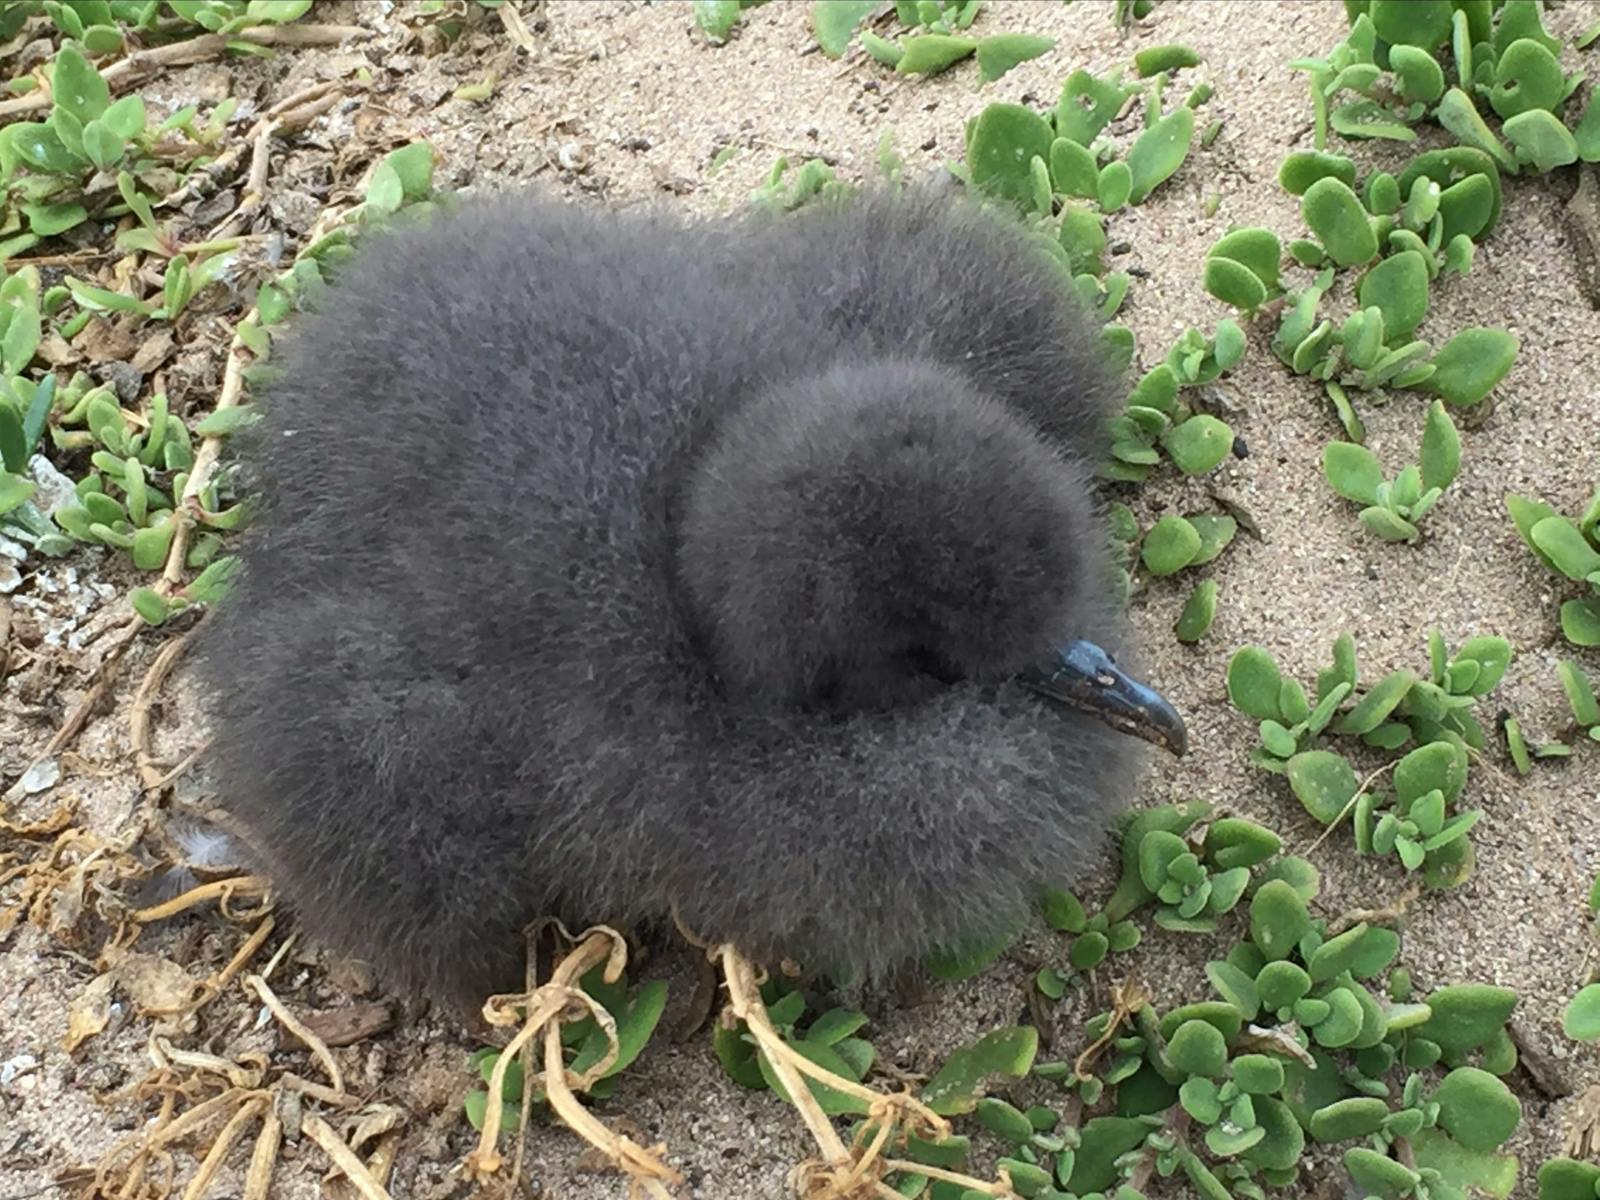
[[3, 1, 1599, 1198]]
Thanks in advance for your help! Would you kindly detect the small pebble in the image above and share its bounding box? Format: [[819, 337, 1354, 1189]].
[[267, 190, 323, 235], [557, 141, 591, 173], [20, 758, 60, 794], [1, 1054, 38, 1087], [97, 361, 143, 406], [189, 188, 238, 228], [28, 454, 76, 516]]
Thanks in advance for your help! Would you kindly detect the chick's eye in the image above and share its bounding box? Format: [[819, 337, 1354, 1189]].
[[905, 645, 961, 685]]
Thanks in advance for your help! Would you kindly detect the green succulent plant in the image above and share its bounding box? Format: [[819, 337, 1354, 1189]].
[[1564, 982, 1600, 1046], [1224, 630, 1511, 887], [1043, 881, 1143, 968], [894, 0, 983, 34], [1279, 287, 1510, 412], [749, 155, 848, 211], [1557, 660, 1600, 743], [1, 256, 231, 580], [1174, 579, 1220, 645], [1102, 326, 1242, 485], [1134, 820, 1264, 935], [1, 17, 317, 263], [1321, 400, 1460, 542], [1238, 198, 1515, 409], [1539, 1157, 1600, 1199], [957, 54, 1204, 224], [1095, 499, 1236, 641], [805, 0, 1057, 83], [4, 117, 436, 621], [1299, 3, 1597, 170], [1205, 6, 1550, 516], [1507, 488, 1600, 646], [0, 274, 66, 558], [465, 961, 669, 1131], [34, 0, 315, 43], [1113, 0, 1158, 26], [1136, 513, 1238, 578], [1509, 659, 1600, 769], [1007, 799, 1526, 1200], [693, 0, 770, 44], [1351, 740, 1482, 875], [1204, 228, 1282, 314]]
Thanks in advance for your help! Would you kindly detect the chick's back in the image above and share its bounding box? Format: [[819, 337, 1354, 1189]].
[[191, 189, 1126, 1003]]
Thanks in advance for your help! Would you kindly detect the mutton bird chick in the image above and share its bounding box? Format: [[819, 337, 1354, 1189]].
[[191, 186, 1187, 1012]]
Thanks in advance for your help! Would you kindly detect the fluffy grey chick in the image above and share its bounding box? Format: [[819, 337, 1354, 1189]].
[[190, 185, 1186, 1013]]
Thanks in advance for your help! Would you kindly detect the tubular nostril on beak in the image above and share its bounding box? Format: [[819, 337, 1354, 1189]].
[[1017, 638, 1189, 757]]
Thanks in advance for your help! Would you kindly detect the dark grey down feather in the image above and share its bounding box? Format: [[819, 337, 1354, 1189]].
[[191, 186, 1147, 1010]]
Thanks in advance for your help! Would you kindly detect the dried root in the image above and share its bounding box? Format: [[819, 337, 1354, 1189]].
[[82, 960, 399, 1200], [129, 875, 270, 926], [462, 924, 1022, 1200], [1072, 978, 1150, 1082], [715, 944, 1020, 1200], [1566, 1083, 1600, 1158], [1, 826, 146, 952], [88, 1070, 387, 1200], [465, 924, 683, 1198]]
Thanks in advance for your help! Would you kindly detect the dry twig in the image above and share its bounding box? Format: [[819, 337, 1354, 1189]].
[[1073, 978, 1150, 1082], [247, 974, 345, 1095], [1324, 884, 1422, 936], [130, 875, 267, 924], [2, 620, 146, 810], [0, 25, 369, 120], [204, 86, 349, 241], [161, 79, 347, 212], [127, 633, 189, 791], [302, 1115, 394, 1200], [465, 926, 681, 1197], [1302, 760, 1398, 857], [717, 944, 1017, 1200]]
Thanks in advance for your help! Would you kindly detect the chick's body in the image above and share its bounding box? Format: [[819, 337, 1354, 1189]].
[[193, 188, 1144, 1009]]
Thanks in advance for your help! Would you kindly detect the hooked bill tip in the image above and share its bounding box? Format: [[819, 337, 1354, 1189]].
[[1017, 638, 1188, 757]]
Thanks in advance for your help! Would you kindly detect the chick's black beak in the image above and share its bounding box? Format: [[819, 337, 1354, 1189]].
[[1018, 638, 1188, 757]]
